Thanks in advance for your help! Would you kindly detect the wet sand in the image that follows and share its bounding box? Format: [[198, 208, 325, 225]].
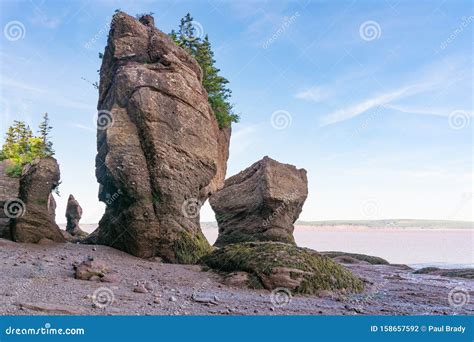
[[0, 238, 473, 316]]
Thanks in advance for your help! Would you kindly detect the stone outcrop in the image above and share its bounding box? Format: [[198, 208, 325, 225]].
[[210, 156, 308, 246], [203, 242, 364, 294], [0, 160, 20, 240], [65, 194, 86, 237], [11, 157, 65, 243], [91, 12, 230, 262]]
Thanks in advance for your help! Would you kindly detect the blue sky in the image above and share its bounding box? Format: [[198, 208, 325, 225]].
[[0, 0, 472, 223]]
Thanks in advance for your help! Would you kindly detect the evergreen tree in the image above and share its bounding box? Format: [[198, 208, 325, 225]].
[[38, 113, 54, 156], [170, 14, 239, 128]]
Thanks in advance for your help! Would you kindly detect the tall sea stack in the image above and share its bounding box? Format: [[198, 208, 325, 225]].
[[91, 12, 230, 263]]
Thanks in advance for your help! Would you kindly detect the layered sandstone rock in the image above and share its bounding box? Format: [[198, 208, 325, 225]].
[[0, 160, 20, 240], [65, 194, 86, 237], [11, 157, 65, 243], [210, 156, 308, 246], [91, 12, 230, 262]]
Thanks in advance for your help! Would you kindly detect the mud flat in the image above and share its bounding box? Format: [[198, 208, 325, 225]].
[[0, 239, 472, 316]]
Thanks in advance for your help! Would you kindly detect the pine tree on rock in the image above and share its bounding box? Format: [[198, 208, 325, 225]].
[[170, 14, 239, 128]]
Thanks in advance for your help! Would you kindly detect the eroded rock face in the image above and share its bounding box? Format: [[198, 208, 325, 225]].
[[0, 160, 20, 240], [11, 157, 65, 243], [65, 194, 86, 237], [92, 12, 230, 262], [210, 156, 308, 246]]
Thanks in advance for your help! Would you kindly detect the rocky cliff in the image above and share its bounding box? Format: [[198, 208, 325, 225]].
[[91, 12, 230, 262]]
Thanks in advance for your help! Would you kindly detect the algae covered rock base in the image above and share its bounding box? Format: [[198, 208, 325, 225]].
[[203, 242, 364, 294]]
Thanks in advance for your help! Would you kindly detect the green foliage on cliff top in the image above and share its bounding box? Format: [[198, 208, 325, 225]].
[[0, 113, 55, 177], [170, 13, 239, 129]]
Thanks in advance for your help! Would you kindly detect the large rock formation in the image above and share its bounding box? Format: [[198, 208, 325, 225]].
[[0, 160, 20, 240], [65, 194, 86, 236], [91, 12, 230, 262], [11, 157, 65, 243], [210, 156, 308, 246]]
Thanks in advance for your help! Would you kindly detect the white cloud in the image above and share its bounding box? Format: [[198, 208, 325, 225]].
[[320, 83, 432, 126], [295, 86, 329, 102], [385, 104, 473, 118], [30, 8, 65, 29], [71, 123, 95, 132]]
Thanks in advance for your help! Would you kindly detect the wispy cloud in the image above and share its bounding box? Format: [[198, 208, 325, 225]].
[[30, 8, 64, 29], [71, 123, 95, 132], [295, 86, 330, 102], [319, 83, 433, 126], [385, 104, 473, 118]]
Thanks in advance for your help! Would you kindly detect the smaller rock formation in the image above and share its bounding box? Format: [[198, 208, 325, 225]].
[[413, 267, 474, 279], [11, 157, 65, 243], [210, 156, 308, 246], [322, 251, 389, 265], [203, 242, 364, 294], [65, 194, 87, 237]]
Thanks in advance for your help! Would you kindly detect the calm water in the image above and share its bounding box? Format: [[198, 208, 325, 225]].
[[75, 224, 473, 268]]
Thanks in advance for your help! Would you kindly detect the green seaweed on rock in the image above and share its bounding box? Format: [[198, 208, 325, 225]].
[[203, 242, 364, 294]]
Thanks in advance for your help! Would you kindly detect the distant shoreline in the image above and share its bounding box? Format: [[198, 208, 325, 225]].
[[61, 219, 474, 230]]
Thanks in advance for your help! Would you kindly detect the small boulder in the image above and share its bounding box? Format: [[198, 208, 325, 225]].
[[210, 156, 308, 246], [11, 157, 65, 243], [73, 257, 109, 280]]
